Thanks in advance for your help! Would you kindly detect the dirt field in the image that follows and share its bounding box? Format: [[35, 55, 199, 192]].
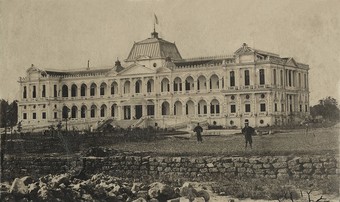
[[108, 127, 339, 157]]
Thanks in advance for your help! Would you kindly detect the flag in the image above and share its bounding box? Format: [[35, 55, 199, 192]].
[[154, 14, 159, 25]]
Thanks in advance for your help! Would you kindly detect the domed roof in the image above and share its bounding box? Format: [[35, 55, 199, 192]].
[[126, 31, 182, 62]]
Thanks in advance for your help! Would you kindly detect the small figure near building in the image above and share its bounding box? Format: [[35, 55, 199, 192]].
[[193, 123, 203, 143], [242, 121, 255, 149]]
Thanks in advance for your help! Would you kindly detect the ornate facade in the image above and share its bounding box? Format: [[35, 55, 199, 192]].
[[18, 31, 309, 130]]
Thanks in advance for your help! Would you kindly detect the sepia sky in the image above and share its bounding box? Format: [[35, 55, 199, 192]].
[[1, 0, 339, 105]]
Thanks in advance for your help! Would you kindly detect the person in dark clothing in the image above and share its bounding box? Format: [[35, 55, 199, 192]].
[[241, 122, 255, 149], [193, 123, 203, 143]]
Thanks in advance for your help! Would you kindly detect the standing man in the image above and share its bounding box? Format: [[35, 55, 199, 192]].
[[242, 121, 255, 149], [193, 123, 203, 143]]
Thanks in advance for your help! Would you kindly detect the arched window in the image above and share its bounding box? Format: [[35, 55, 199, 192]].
[[135, 80, 141, 93], [210, 99, 220, 114], [111, 104, 117, 117], [90, 83, 97, 96], [174, 77, 182, 92], [32, 86, 36, 98], [62, 106, 69, 119], [186, 100, 195, 115], [62, 85, 68, 97], [230, 71, 235, 87], [81, 84, 87, 97], [174, 101, 183, 116], [197, 76, 207, 91], [90, 105, 97, 118], [161, 101, 170, 115], [111, 82, 118, 95], [210, 74, 219, 89], [100, 104, 107, 117], [161, 78, 170, 92], [185, 76, 194, 91], [198, 100, 207, 114], [71, 84, 77, 97], [81, 105, 87, 118], [147, 79, 154, 92], [71, 106, 77, 118], [124, 81, 130, 94], [100, 83, 107, 96]]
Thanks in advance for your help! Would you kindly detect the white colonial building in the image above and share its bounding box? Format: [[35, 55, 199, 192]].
[[18, 30, 310, 130]]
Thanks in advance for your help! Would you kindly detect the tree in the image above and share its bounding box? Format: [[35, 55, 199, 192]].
[[0, 99, 18, 129], [310, 96, 340, 121]]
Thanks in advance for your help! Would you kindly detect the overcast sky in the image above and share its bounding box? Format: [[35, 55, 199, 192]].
[[1, 0, 339, 105]]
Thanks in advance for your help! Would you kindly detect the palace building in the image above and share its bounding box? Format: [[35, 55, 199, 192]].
[[18, 30, 310, 131]]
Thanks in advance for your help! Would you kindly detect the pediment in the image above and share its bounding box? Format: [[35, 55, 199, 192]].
[[156, 66, 172, 73], [106, 69, 118, 77], [285, 58, 298, 67], [118, 63, 156, 76]]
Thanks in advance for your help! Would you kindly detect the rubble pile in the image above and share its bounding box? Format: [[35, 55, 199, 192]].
[[0, 173, 210, 202]]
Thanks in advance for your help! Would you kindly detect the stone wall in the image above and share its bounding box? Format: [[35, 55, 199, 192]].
[[2, 154, 338, 182], [83, 154, 338, 181]]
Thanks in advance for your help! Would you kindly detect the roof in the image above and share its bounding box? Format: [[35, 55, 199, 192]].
[[235, 43, 279, 57], [45, 68, 112, 77], [126, 31, 182, 62]]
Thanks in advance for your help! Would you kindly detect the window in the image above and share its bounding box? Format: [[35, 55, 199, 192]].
[[244, 70, 250, 86], [81, 84, 87, 96], [275, 103, 278, 112], [305, 105, 308, 112], [260, 94, 265, 99], [298, 73, 301, 88], [300, 105, 302, 112], [260, 103, 266, 112], [32, 86, 36, 98], [71, 84, 77, 97], [90, 83, 96, 96], [42, 85, 46, 97], [42, 112, 46, 119], [81, 106, 87, 118], [54, 85, 58, 97], [23, 86, 27, 99], [91, 105, 96, 118], [273, 69, 276, 85], [304, 74, 307, 88], [54, 112, 58, 119], [260, 120, 264, 124], [71, 106, 77, 118], [23, 113, 27, 120], [230, 71, 235, 87], [100, 83, 106, 96], [147, 80, 152, 92], [245, 104, 251, 112], [281, 104, 284, 112], [62, 85, 68, 97], [135, 81, 141, 93], [230, 120, 234, 125], [100, 105, 106, 117], [230, 105, 236, 113], [280, 70, 283, 86], [288, 70, 292, 87], [33, 113, 36, 119], [259, 69, 265, 85]]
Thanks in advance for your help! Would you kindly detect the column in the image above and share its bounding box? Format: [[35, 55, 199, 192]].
[[131, 105, 135, 120]]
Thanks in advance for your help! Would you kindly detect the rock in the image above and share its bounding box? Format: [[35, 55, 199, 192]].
[[51, 174, 70, 188], [197, 190, 210, 202], [20, 176, 34, 186], [148, 182, 175, 200], [82, 193, 93, 201], [9, 178, 28, 196], [37, 186, 51, 200], [193, 197, 206, 202], [27, 182, 39, 197], [131, 182, 143, 194], [133, 197, 148, 202], [149, 198, 159, 202]]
